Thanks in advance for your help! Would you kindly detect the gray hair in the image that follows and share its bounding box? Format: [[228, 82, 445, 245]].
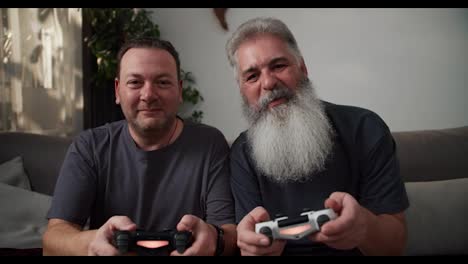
[[226, 17, 303, 72]]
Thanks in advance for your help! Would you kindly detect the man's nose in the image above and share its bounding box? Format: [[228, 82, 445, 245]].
[[261, 71, 278, 91], [140, 83, 158, 101]]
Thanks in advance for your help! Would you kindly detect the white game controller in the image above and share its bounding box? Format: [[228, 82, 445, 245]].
[[255, 209, 338, 242]]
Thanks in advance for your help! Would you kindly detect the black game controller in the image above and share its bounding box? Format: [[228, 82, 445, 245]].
[[114, 229, 193, 255]]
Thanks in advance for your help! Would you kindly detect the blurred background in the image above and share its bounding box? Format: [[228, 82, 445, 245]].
[[1, 8, 467, 142]]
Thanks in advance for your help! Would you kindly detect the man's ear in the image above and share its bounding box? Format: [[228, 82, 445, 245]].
[[115, 78, 121, 104], [178, 79, 183, 104], [300, 58, 308, 76]]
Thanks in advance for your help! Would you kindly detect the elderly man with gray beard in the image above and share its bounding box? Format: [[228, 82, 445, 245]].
[[226, 17, 409, 256]]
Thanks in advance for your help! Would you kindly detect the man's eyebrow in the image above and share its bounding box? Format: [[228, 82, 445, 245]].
[[123, 73, 143, 79], [241, 66, 258, 77], [269, 57, 289, 66], [123, 73, 174, 79], [154, 73, 173, 79]]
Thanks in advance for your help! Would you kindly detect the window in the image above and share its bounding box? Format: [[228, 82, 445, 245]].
[[0, 8, 82, 137]]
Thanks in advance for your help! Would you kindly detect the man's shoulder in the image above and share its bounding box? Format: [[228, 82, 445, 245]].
[[324, 101, 392, 153], [324, 101, 379, 121], [184, 119, 221, 135], [183, 119, 228, 143], [324, 101, 389, 135], [73, 120, 126, 145], [230, 131, 248, 152]]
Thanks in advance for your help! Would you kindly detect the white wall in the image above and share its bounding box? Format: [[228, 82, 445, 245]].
[[151, 8, 468, 142]]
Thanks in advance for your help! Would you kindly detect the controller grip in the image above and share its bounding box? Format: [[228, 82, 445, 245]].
[[258, 226, 273, 246], [114, 230, 132, 254], [174, 231, 193, 253]]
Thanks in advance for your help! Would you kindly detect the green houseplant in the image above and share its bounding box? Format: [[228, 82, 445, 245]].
[[82, 8, 203, 123]]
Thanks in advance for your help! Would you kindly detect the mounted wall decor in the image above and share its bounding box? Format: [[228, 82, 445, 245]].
[[213, 8, 229, 31]]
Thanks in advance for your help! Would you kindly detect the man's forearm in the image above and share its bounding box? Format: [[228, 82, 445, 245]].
[[221, 224, 238, 256], [358, 209, 407, 256], [43, 223, 97, 256]]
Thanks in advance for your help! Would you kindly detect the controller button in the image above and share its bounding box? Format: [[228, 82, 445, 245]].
[[316, 215, 331, 228], [259, 226, 273, 246]]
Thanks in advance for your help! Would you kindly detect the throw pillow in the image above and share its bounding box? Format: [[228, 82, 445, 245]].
[[404, 178, 468, 255], [0, 156, 31, 190], [0, 183, 51, 249]]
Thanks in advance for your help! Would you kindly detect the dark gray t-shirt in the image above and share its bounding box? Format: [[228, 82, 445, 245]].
[[48, 119, 235, 231], [230, 101, 409, 255]]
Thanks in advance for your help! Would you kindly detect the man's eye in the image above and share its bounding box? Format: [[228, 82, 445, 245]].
[[273, 64, 286, 70], [158, 80, 172, 87], [246, 74, 258, 82], [127, 80, 141, 85]]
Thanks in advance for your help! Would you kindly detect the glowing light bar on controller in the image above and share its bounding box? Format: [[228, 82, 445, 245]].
[[279, 224, 313, 236], [136, 240, 170, 248]]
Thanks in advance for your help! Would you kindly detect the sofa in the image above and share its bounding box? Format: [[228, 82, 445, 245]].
[[392, 126, 468, 255], [0, 126, 467, 255], [0, 132, 71, 255]]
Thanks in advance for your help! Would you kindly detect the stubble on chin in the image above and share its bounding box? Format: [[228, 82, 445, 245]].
[[131, 113, 170, 135]]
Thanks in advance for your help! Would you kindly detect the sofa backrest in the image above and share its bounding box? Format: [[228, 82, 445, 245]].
[[0, 132, 72, 196], [391, 126, 468, 255], [392, 126, 468, 183]]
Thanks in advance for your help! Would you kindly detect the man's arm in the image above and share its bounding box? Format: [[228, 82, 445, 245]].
[[45, 133, 98, 255], [200, 129, 239, 255], [43, 216, 137, 256], [230, 136, 264, 223], [347, 113, 408, 255], [171, 215, 237, 256], [313, 192, 407, 256], [358, 210, 406, 255], [42, 219, 96, 256], [219, 223, 238, 256]]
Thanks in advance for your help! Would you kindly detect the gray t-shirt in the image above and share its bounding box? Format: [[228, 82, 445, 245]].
[[47, 119, 235, 231], [230, 101, 409, 255]]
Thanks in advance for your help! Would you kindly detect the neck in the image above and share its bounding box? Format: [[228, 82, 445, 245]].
[[129, 117, 180, 151]]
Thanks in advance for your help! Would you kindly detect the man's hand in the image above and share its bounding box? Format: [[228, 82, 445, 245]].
[[170, 214, 218, 256], [87, 215, 137, 256], [237, 206, 286, 256], [309, 192, 368, 250]]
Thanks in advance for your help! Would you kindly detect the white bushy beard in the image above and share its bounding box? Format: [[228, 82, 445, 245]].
[[242, 78, 335, 184]]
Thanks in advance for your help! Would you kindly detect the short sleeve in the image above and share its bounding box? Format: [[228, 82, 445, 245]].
[[229, 134, 263, 223], [204, 129, 236, 226], [47, 132, 97, 227], [357, 113, 409, 214]]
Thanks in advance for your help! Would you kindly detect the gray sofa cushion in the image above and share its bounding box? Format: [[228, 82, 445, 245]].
[[0, 156, 31, 190], [404, 178, 468, 255], [0, 183, 51, 249], [0, 132, 71, 196]]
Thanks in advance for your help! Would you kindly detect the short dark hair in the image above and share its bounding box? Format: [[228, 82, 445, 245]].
[[116, 37, 181, 80]]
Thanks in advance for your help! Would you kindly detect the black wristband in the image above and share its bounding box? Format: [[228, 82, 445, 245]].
[[211, 224, 224, 256]]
